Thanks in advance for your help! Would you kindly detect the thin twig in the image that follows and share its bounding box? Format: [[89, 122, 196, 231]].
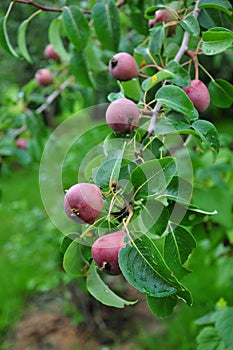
[[12, 77, 73, 137], [145, 0, 201, 139], [11, 0, 63, 12], [12, 0, 124, 13], [146, 101, 163, 137], [174, 0, 200, 63], [36, 77, 72, 115], [117, 0, 127, 8], [11, 125, 27, 138]]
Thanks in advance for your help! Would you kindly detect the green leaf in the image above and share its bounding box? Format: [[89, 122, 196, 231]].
[[18, 17, 34, 63], [199, 9, 222, 29], [134, 234, 182, 286], [197, 326, 225, 350], [0, 145, 14, 156], [149, 26, 165, 55], [84, 154, 104, 181], [164, 42, 180, 59], [164, 226, 196, 279], [119, 241, 178, 297], [215, 308, 233, 347], [85, 39, 107, 73], [121, 79, 142, 102], [131, 157, 177, 200], [156, 85, 195, 116], [63, 240, 86, 277], [165, 61, 191, 87], [140, 201, 169, 236], [60, 232, 80, 255], [177, 205, 214, 227], [142, 70, 172, 92], [103, 133, 127, 155], [70, 49, 94, 87], [209, 79, 233, 108], [142, 137, 164, 160], [177, 289, 193, 306], [145, 5, 166, 19], [201, 27, 233, 55], [147, 295, 178, 318], [119, 161, 137, 182], [142, 61, 190, 91], [49, 17, 70, 61], [192, 120, 220, 160], [128, 0, 149, 35], [86, 261, 136, 308], [199, 0, 232, 16], [0, 16, 19, 58], [121, 234, 192, 305], [94, 141, 126, 188], [180, 15, 200, 36], [163, 175, 193, 205], [94, 156, 123, 189], [195, 312, 217, 326], [93, 0, 120, 51], [62, 6, 90, 50], [14, 147, 31, 165]]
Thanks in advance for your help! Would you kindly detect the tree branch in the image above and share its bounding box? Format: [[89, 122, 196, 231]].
[[146, 0, 201, 138], [36, 77, 73, 115], [12, 125, 27, 138], [117, 0, 127, 8], [11, 0, 63, 12], [12, 77, 73, 138], [12, 0, 124, 13]]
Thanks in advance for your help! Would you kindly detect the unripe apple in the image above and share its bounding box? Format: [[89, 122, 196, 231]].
[[149, 9, 176, 35], [64, 183, 103, 224], [15, 138, 27, 150], [35, 69, 53, 86], [183, 79, 210, 113], [106, 98, 140, 134], [44, 44, 60, 61], [109, 52, 139, 81], [92, 231, 127, 275]]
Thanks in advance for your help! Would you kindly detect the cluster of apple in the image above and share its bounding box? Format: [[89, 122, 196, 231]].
[[14, 44, 60, 150], [34, 44, 60, 86], [64, 41, 211, 276], [64, 182, 126, 275]]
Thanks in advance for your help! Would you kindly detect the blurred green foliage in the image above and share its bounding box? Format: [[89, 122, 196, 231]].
[[0, 166, 63, 343]]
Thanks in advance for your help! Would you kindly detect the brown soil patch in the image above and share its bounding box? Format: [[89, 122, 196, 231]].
[[7, 280, 165, 350]]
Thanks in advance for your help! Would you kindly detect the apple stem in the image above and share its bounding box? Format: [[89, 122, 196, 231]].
[[138, 73, 150, 79], [186, 50, 199, 80]]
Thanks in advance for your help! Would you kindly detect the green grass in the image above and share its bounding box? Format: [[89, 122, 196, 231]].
[[0, 165, 62, 341]]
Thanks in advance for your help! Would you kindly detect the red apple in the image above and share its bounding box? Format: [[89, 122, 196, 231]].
[[44, 44, 60, 61], [109, 52, 139, 81], [35, 69, 53, 86], [64, 183, 103, 224], [92, 231, 127, 275], [149, 9, 177, 36], [183, 79, 210, 113], [106, 98, 140, 134], [15, 138, 27, 150]]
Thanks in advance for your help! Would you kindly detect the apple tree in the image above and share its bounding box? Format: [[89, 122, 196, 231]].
[[1, 0, 233, 324]]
